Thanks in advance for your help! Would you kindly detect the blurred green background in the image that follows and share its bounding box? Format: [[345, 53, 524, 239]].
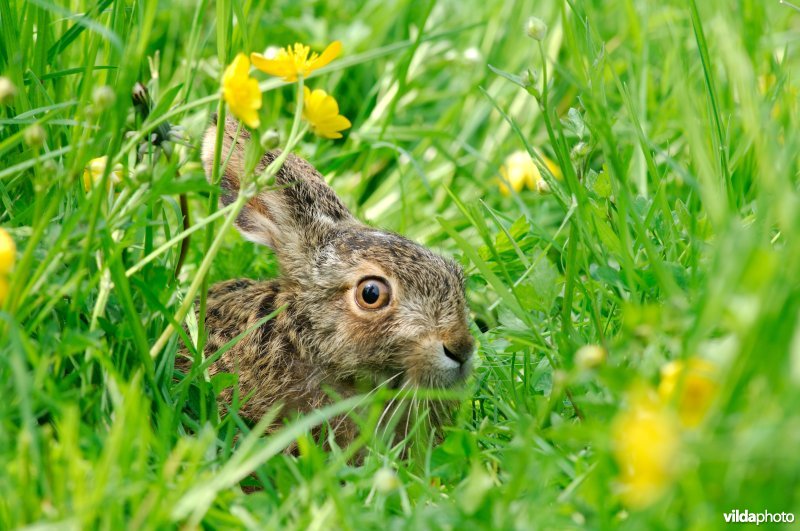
[[1, 0, 799, 528]]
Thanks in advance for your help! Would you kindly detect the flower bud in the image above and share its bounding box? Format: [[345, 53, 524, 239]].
[[575, 344, 607, 370], [23, 124, 45, 149], [571, 141, 590, 160], [260, 129, 281, 150], [373, 467, 400, 494], [526, 17, 548, 41], [92, 85, 116, 111], [522, 69, 539, 89], [132, 82, 150, 110], [132, 162, 151, 184], [41, 159, 58, 175], [0, 76, 17, 105]]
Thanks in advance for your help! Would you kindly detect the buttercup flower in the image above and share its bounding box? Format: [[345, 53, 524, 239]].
[[302, 87, 351, 139], [0, 228, 15, 275], [83, 156, 123, 193], [659, 358, 718, 428], [251, 41, 341, 82], [222, 53, 262, 129], [612, 388, 680, 508], [498, 150, 561, 196]]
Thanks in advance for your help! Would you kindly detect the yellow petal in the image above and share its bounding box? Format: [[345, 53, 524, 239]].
[[314, 114, 351, 131], [303, 87, 323, 108], [223, 54, 263, 128], [318, 93, 340, 117], [612, 388, 680, 508], [524, 164, 544, 191], [542, 155, 562, 179], [497, 168, 513, 196], [0, 228, 15, 275], [82, 169, 93, 193], [315, 129, 342, 139], [659, 358, 718, 427], [303, 89, 331, 120], [236, 107, 261, 128], [83, 156, 120, 192], [224, 53, 249, 84], [309, 40, 342, 71], [250, 53, 297, 81], [245, 78, 263, 109], [498, 150, 557, 195], [499, 165, 525, 195]]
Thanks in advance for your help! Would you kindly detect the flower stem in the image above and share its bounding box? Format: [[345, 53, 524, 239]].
[[256, 75, 305, 188]]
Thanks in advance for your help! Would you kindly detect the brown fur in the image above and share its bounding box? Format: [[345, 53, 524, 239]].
[[181, 117, 474, 447]]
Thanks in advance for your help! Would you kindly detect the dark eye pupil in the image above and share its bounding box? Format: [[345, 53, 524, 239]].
[[362, 283, 380, 304]]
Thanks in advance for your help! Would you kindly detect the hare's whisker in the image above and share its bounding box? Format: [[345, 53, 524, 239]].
[[383, 381, 411, 434], [376, 380, 410, 439], [405, 387, 418, 441], [333, 371, 403, 434]]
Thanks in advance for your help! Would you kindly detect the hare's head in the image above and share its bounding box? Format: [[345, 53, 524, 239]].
[[202, 117, 474, 389]]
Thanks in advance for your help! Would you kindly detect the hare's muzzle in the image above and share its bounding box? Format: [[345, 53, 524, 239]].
[[420, 333, 474, 386], [442, 337, 475, 366]]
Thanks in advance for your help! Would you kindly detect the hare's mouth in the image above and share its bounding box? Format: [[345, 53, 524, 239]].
[[373, 341, 473, 391], [420, 342, 474, 388]]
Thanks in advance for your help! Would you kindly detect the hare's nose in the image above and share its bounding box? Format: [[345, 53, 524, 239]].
[[442, 336, 475, 365]]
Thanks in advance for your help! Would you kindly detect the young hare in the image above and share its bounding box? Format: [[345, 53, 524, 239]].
[[185, 116, 475, 445]]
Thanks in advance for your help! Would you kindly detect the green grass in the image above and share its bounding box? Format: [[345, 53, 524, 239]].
[[2, 0, 800, 528]]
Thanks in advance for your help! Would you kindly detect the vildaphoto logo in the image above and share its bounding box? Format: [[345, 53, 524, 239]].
[[723, 509, 795, 525]]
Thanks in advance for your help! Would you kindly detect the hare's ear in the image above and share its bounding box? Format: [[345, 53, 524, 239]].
[[201, 116, 356, 257]]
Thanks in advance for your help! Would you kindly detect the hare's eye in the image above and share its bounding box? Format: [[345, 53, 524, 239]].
[[355, 278, 391, 310]]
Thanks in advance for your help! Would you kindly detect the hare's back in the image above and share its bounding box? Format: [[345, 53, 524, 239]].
[[176, 279, 278, 372], [205, 278, 280, 344]]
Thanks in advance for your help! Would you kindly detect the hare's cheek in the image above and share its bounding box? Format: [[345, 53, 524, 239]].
[[336, 308, 396, 348]]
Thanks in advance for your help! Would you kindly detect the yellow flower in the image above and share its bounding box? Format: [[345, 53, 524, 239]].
[[659, 358, 718, 428], [498, 150, 561, 196], [612, 388, 680, 509], [0, 228, 15, 275], [302, 87, 351, 139], [82, 156, 123, 193], [222, 53, 262, 129], [251, 41, 341, 82]]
